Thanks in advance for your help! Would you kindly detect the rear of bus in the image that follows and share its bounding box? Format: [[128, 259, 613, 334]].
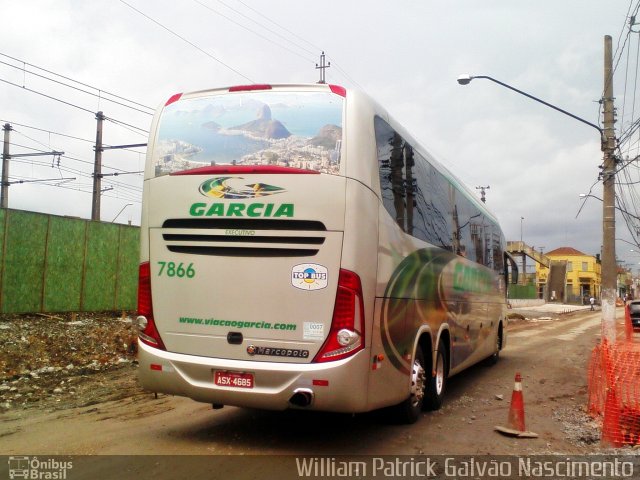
[[137, 84, 378, 413]]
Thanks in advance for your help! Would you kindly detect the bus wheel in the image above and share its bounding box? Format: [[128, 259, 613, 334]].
[[486, 324, 502, 366], [424, 338, 447, 410], [393, 347, 427, 424]]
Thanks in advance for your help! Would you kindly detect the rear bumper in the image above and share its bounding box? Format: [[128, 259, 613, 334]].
[[137, 340, 371, 412]]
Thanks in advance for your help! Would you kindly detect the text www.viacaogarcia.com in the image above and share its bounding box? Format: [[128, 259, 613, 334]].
[[179, 317, 297, 330]]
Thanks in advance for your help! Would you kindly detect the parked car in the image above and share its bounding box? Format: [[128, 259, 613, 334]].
[[629, 300, 640, 330]]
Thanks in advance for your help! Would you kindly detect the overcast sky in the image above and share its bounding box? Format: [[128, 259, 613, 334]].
[[2, 0, 640, 269]]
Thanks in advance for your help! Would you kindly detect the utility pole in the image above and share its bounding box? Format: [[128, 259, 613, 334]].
[[601, 35, 617, 343], [520, 216, 526, 286], [316, 51, 330, 84], [91, 111, 105, 221], [1, 124, 11, 208]]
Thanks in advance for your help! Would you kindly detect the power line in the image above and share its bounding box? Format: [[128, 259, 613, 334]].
[[217, 0, 317, 56], [0, 58, 153, 115], [598, 1, 640, 130], [15, 179, 142, 203], [1, 118, 95, 144], [118, 0, 253, 82], [235, 0, 323, 54], [0, 75, 150, 134], [0, 76, 95, 114], [617, 27, 635, 140], [327, 57, 368, 93], [11, 131, 138, 173], [9, 158, 142, 198], [613, 2, 640, 80], [0, 51, 154, 112], [7, 141, 143, 191], [103, 116, 149, 136], [221, 0, 367, 91], [193, 0, 316, 64], [2, 118, 147, 154]]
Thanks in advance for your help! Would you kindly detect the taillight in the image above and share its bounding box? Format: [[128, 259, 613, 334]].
[[228, 84, 273, 92], [165, 93, 182, 106], [313, 269, 365, 362], [136, 262, 166, 350], [329, 84, 346, 97]]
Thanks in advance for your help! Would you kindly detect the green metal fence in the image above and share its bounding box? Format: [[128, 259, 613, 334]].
[[0, 209, 139, 313], [508, 284, 538, 300]]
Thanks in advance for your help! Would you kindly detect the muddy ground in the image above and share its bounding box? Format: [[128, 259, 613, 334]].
[[0, 309, 637, 456], [0, 312, 140, 413]]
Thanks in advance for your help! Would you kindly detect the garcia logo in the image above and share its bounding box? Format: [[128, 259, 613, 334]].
[[199, 177, 286, 199], [291, 264, 328, 291], [190, 202, 294, 217]]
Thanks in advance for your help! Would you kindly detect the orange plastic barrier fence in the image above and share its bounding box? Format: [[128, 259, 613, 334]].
[[587, 305, 640, 446]]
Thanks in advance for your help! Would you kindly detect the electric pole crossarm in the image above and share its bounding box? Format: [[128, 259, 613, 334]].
[[100, 143, 147, 151], [9, 151, 64, 158], [95, 171, 143, 178], [6, 177, 75, 185]]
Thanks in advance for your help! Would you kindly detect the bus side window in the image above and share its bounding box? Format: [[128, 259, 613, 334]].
[[389, 132, 406, 230], [376, 116, 406, 231]]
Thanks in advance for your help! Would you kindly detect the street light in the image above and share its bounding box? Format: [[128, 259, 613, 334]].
[[618, 238, 639, 247], [578, 193, 640, 221], [458, 56, 618, 342], [111, 203, 133, 223], [456, 75, 604, 140]]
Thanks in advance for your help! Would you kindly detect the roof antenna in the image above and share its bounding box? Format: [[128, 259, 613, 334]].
[[316, 51, 330, 84], [476, 185, 490, 203]]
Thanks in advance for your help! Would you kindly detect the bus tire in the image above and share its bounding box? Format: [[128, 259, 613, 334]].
[[423, 338, 447, 410], [485, 323, 502, 366], [393, 346, 427, 424]]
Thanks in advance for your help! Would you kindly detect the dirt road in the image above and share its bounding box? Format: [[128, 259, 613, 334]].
[[0, 308, 613, 458]]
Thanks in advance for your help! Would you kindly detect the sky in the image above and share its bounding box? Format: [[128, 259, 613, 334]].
[[2, 0, 640, 270]]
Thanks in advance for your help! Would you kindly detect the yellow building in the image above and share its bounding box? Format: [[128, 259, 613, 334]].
[[536, 247, 601, 303]]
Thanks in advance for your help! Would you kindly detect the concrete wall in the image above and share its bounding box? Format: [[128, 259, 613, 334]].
[[508, 299, 545, 308]]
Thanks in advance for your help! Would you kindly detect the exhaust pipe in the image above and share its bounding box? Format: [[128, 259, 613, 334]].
[[289, 388, 314, 408]]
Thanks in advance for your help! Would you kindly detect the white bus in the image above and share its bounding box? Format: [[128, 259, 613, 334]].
[[137, 83, 513, 423]]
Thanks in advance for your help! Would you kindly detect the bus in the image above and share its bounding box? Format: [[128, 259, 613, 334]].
[[137, 83, 514, 423]]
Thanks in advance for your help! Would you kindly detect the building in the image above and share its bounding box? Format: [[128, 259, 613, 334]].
[[536, 247, 601, 303], [618, 267, 633, 300]]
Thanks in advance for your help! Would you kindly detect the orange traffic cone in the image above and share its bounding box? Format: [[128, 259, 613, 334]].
[[495, 372, 538, 438], [507, 372, 525, 431]]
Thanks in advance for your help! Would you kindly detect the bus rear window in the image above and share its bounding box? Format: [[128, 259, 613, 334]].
[[152, 91, 343, 176]]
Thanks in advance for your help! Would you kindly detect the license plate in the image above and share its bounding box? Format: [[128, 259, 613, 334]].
[[214, 370, 254, 389]]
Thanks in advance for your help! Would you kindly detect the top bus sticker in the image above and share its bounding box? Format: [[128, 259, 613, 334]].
[[291, 264, 328, 291]]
